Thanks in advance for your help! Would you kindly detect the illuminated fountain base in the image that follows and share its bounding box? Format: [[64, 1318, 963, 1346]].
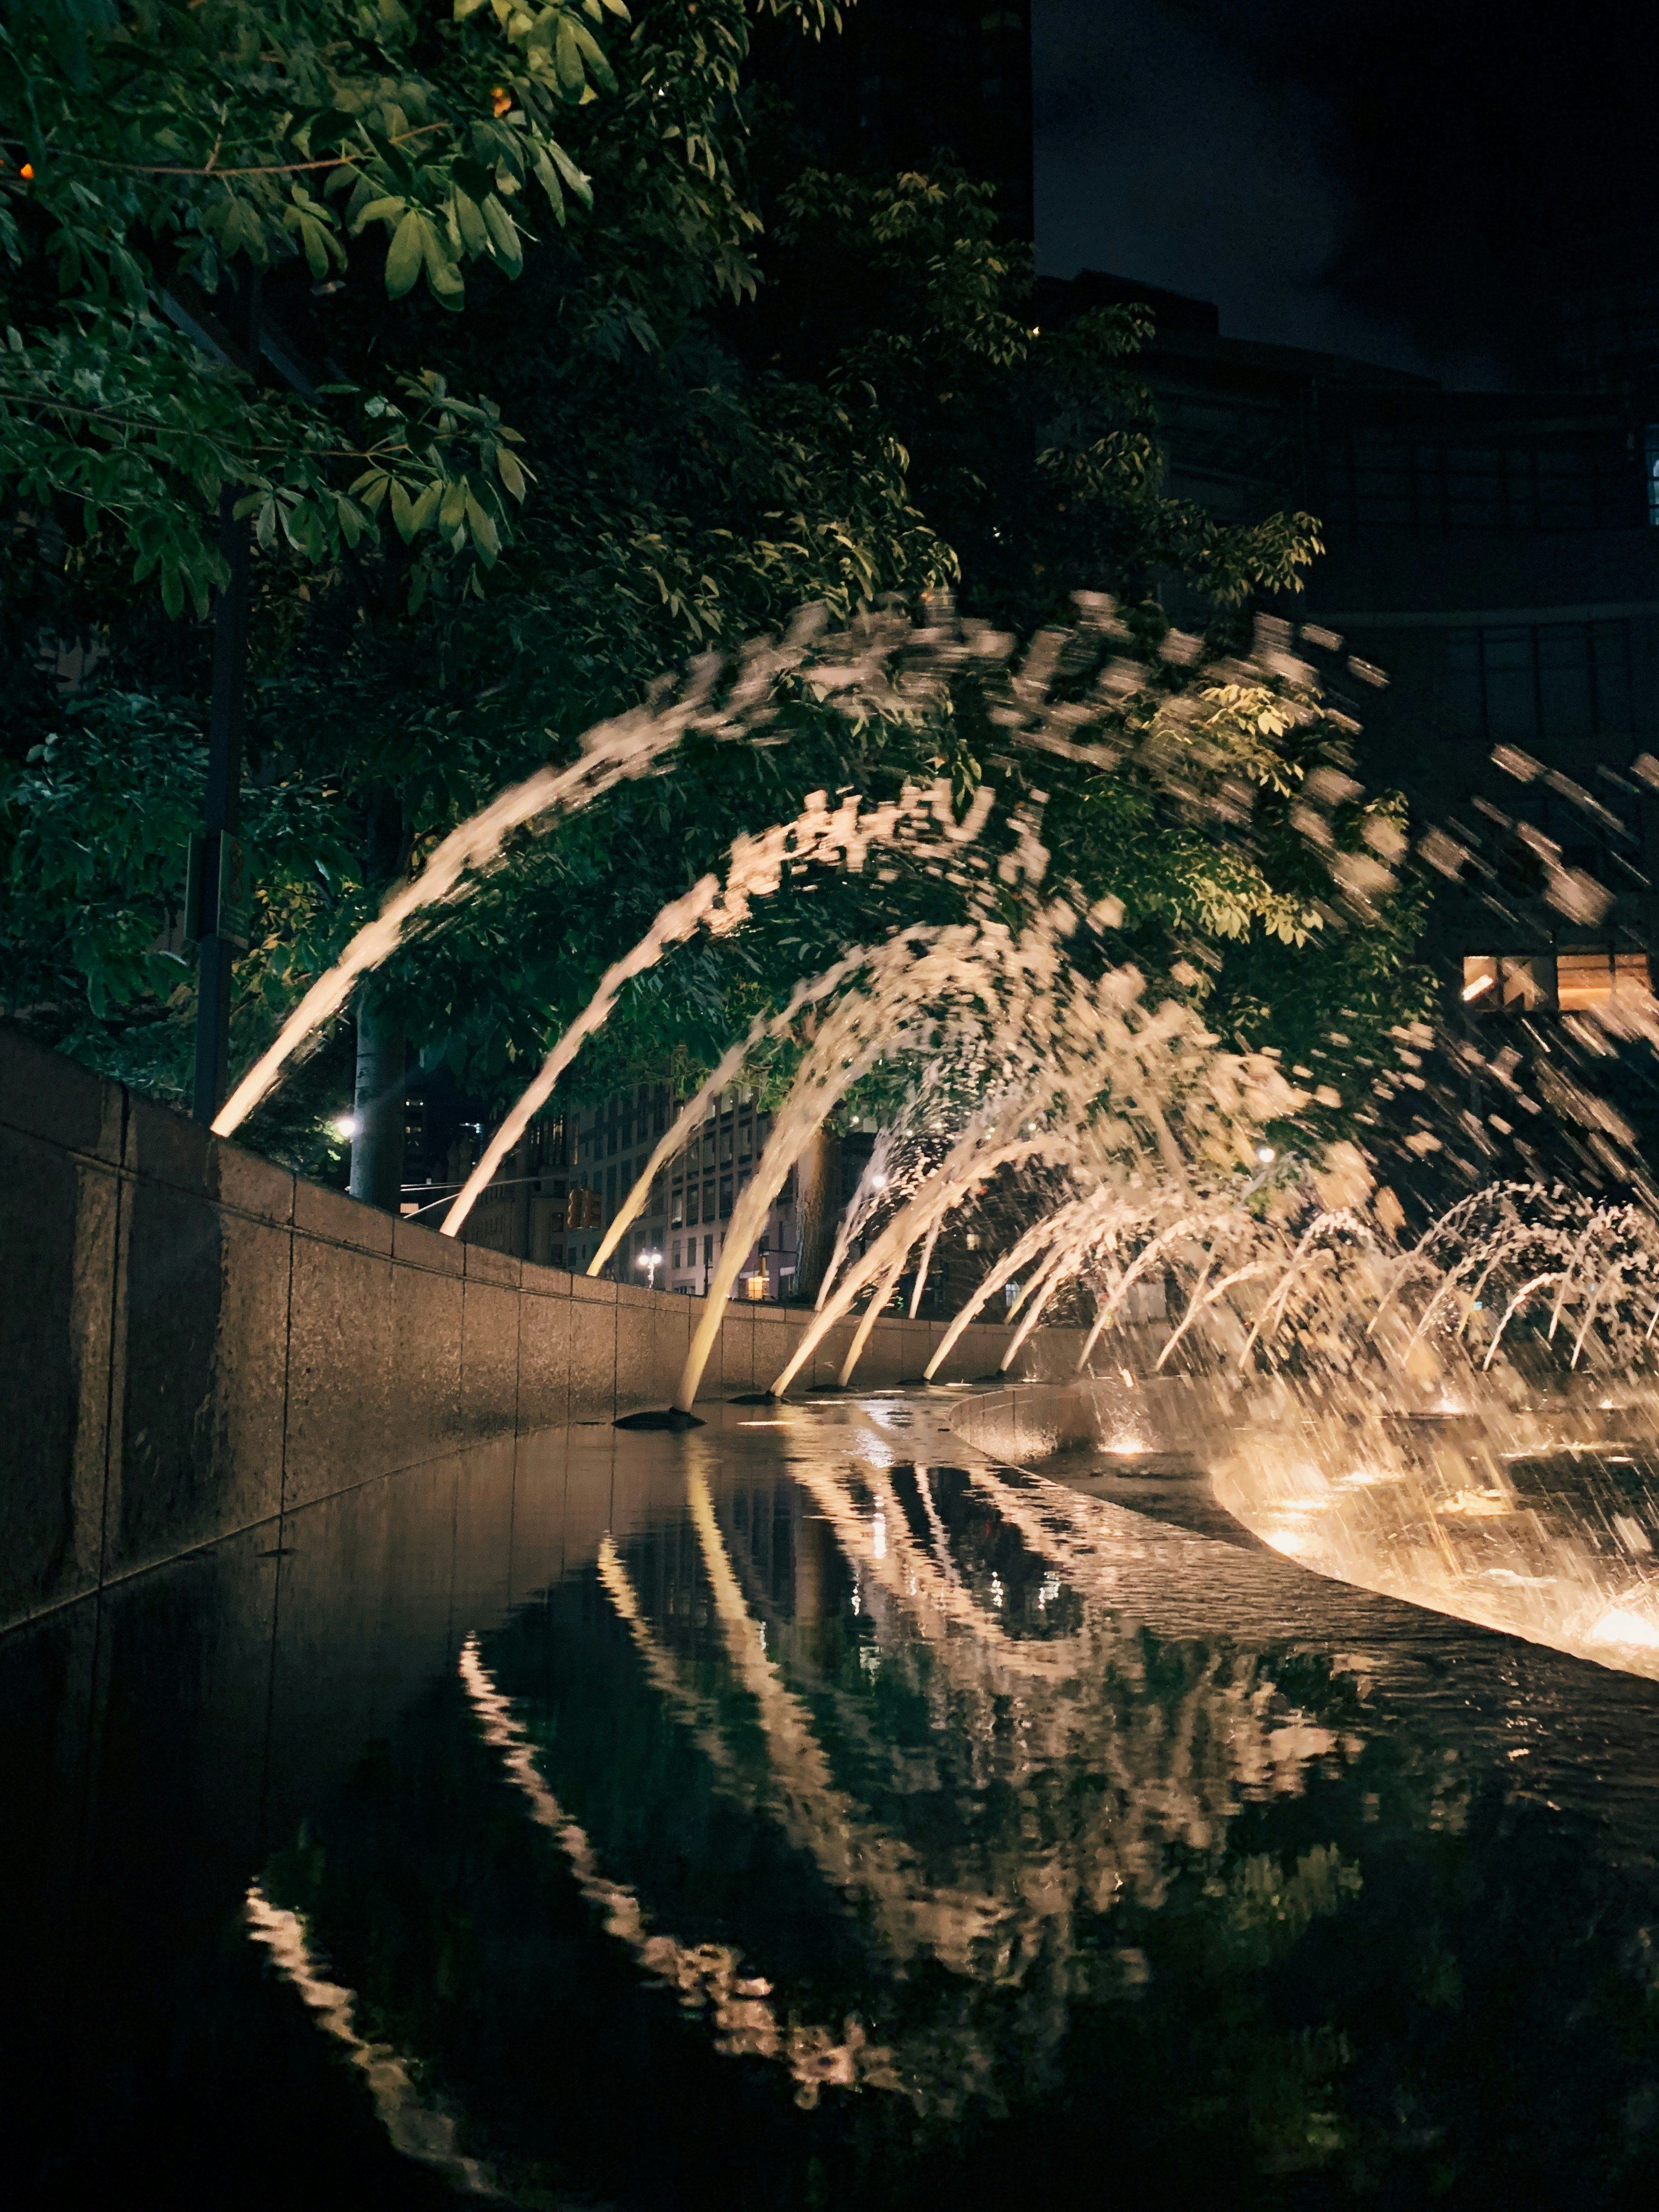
[[961, 1373, 1659, 1681]]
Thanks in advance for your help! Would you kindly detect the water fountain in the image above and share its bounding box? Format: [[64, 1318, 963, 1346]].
[[206, 590, 1659, 1684]]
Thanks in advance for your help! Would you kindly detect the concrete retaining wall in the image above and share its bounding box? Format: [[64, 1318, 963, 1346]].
[[1, 1029, 1096, 1633]]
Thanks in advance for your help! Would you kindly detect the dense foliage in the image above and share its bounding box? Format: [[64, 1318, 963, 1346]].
[[0, 0, 1432, 1180]]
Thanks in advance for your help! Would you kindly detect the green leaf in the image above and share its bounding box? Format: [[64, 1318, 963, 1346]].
[[569, 19, 618, 93], [554, 16, 586, 94], [422, 222, 465, 307], [544, 137, 594, 207], [389, 477, 417, 541], [464, 493, 500, 561], [353, 194, 409, 235], [494, 442, 527, 500], [481, 193, 524, 272], [297, 215, 332, 281], [531, 151, 564, 225], [384, 210, 425, 297], [408, 482, 442, 534], [438, 476, 468, 531], [453, 190, 488, 256]]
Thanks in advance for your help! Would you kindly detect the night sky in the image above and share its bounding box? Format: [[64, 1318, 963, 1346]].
[[1034, 0, 1656, 384]]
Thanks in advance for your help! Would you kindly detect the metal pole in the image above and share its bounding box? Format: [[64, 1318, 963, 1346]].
[[192, 277, 259, 1125]]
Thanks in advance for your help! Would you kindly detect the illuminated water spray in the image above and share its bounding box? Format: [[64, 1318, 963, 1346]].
[[206, 588, 1659, 1673]]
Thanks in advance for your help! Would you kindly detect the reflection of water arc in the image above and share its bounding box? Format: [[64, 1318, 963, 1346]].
[[683, 1460, 997, 1971], [245, 1884, 500, 2197], [458, 1633, 903, 2110]]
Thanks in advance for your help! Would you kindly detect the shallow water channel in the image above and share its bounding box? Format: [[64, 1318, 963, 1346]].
[[8, 1391, 1659, 2209]]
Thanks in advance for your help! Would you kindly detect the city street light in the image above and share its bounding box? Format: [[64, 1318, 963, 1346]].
[[636, 1248, 663, 1289]]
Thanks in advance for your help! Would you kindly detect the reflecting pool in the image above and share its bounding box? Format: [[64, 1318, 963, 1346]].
[[8, 1396, 1659, 2209]]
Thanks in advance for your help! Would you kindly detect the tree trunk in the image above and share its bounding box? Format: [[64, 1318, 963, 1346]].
[[348, 786, 411, 1214], [792, 1127, 841, 1303], [348, 984, 405, 1212]]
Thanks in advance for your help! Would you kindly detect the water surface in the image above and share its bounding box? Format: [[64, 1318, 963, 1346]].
[[7, 1396, 1659, 2209]]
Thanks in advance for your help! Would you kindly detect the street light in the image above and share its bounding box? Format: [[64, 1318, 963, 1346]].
[[1255, 1144, 1277, 1165], [636, 1248, 663, 1289], [332, 1113, 359, 1141]]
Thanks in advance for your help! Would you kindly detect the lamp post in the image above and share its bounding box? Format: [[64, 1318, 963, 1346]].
[[636, 1248, 663, 1290]]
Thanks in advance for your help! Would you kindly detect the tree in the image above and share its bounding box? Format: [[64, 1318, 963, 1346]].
[[1, 3, 1432, 1212], [3, 0, 909, 1183]]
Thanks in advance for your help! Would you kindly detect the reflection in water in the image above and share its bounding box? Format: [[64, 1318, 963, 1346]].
[[241, 1417, 1659, 2207], [460, 1632, 900, 2107], [245, 1884, 498, 2197]]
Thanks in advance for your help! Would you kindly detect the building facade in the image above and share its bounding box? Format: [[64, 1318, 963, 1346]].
[[566, 1081, 804, 1298], [430, 1079, 810, 1299], [1037, 269, 1659, 1031]]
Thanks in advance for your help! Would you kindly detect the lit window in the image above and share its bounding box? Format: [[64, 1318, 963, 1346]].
[[1462, 949, 1652, 1012], [1461, 955, 1497, 1005], [1558, 948, 1652, 1009], [1462, 953, 1552, 1009]]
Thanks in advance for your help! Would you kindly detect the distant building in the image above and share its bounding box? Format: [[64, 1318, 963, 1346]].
[[1036, 268, 1659, 1031], [1531, 230, 1659, 408], [438, 1077, 808, 1299], [571, 1080, 809, 1299]]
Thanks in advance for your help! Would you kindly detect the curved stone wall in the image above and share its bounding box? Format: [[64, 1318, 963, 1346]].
[[1, 1028, 1091, 1632]]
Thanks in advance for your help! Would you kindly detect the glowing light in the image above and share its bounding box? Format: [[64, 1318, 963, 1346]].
[[331, 1113, 358, 1139], [1586, 1606, 1659, 1651], [1263, 1523, 1314, 1556], [1462, 973, 1495, 1002], [872, 1511, 887, 1559], [20, 163, 35, 180], [1255, 1144, 1276, 1164]]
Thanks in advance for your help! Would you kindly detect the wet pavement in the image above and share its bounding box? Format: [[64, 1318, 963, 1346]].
[[7, 1390, 1659, 2210]]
